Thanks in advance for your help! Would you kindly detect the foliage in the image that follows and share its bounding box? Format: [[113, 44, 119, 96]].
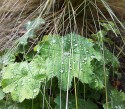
[[103, 89, 125, 109], [2, 57, 46, 102], [17, 18, 45, 45], [0, 19, 124, 109], [54, 94, 98, 109], [34, 33, 117, 91], [0, 88, 5, 100]]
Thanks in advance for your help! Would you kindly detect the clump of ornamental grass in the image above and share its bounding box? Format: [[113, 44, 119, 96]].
[[0, 0, 125, 109], [0, 0, 125, 51]]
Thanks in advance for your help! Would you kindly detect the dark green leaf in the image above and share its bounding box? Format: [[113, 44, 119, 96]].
[[54, 95, 98, 109]]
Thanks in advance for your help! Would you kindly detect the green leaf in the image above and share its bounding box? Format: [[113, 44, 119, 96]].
[[25, 17, 45, 31], [92, 30, 107, 42], [0, 52, 15, 66], [92, 30, 113, 44], [1, 56, 46, 102], [103, 47, 119, 68], [103, 89, 125, 109], [89, 61, 109, 89], [54, 95, 98, 109], [0, 99, 39, 109], [100, 21, 120, 34], [17, 17, 45, 45], [0, 88, 5, 100], [94, 44, 119, 68], [34, 33, 109, 91]]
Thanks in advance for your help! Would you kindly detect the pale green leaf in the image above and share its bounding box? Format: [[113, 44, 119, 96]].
[[17, 17, 45, 45], [0, 88, 5, 100], [1, 56, 46, 102]]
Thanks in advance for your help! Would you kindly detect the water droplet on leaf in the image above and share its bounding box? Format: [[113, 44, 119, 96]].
[[91, 55, 95, 58], [60, 70, 63, 73], [82, 60, 85, 63], [52, 39, 56, 44], [74, 44, 78, 47], [33, 89, 37, 93], [27, 21, 31, 25], [84, 58, 87, 61], [80, 69, 83, 71], [64, 52, 70, 56], [28, 79, 31, 82]]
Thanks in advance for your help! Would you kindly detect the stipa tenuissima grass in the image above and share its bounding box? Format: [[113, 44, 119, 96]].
[[0, 0, 125, 109]]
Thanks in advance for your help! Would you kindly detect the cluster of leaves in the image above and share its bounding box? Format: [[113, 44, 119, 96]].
[[0, 18, 124, 109]]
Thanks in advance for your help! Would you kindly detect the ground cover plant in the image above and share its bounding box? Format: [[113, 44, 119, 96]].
[[0, 0, 125, 109]]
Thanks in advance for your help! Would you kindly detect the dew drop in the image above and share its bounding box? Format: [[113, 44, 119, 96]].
[[51, 73, 54, 77], [84, 58, 87, 61], [28, 79, 31, 82], [33, 89, 37, 93], [64, 52, 70, 56], [74, 44, 78, 47], [27, 21, 31, 25], [70, 67, 72, 70], [52, 39, 56, 43], [60, 70, 63, 73], [20, 41, 24, 44], [91, 55, 95, 58], [82, 60, 85, 63], [62, 41, 64, 44], [3, 61, 6, 64], [80, 69, 83, 71], [22, 83, 24, 86], [70, 64, 72, 67]]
